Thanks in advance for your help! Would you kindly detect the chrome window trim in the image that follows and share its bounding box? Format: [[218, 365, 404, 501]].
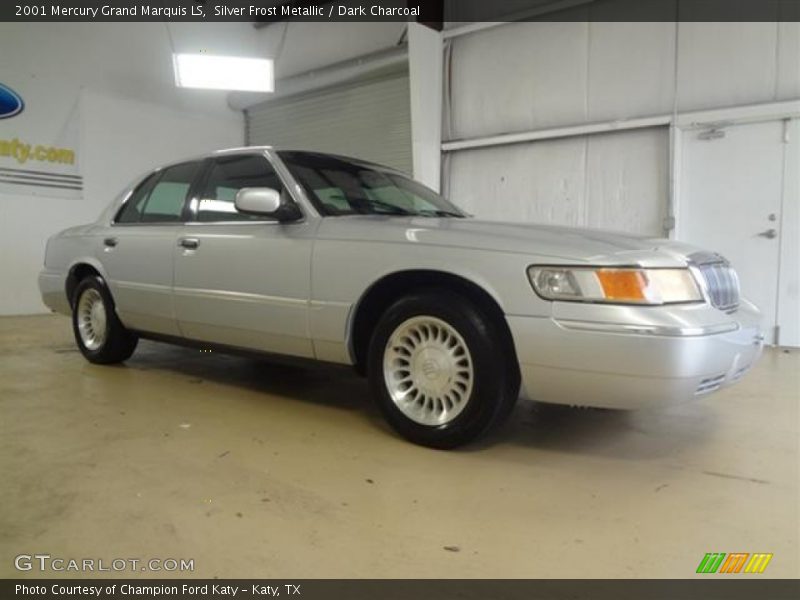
[[265, 148, 321, 219], [184, 220, 284, 227], [110, 161, 203, 227], [110, 170, 160, 227], [182, 149, 315, 226], [110, 221, 187, 228], [109, 149, 320, 227]]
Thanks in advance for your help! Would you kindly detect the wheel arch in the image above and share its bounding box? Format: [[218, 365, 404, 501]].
[[348, 269, 519, 377], [65, 259, 109, 307]]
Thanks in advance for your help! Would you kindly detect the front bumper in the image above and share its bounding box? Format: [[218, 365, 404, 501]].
[[508, 300, 764, 409]]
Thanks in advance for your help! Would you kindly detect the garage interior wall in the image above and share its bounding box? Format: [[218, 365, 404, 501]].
[[443, 22, 800, 235], [441, 20, 799, 346], [448, 127, 668, 234], [246, 69, 413, 174], [0, 23, 257, 316]]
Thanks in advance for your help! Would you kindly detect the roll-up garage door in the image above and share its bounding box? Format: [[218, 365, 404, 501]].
[[246, 70, 412, 175]]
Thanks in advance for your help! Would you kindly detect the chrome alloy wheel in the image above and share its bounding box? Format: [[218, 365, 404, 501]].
[[76, 288, 107, 351], [383, 316, 474, 426]]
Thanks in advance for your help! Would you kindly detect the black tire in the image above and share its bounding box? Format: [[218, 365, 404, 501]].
[[71, 276, 138, 364], [367, 290, 519, 449]]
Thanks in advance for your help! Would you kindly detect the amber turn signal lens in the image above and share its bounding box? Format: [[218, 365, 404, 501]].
[[595, 270, 648, 301], [528, 266, 702, 304]]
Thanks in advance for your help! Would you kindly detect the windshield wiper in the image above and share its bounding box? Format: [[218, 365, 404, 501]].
[[353, 199, 463, 218], [419, 210, 465, 218], [358, 199, 414, 215]]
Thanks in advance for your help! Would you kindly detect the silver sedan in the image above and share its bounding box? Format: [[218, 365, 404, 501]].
[[39, 147, 764, 448]]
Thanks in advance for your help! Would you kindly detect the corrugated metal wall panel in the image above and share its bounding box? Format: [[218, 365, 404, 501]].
[[448, 21, 797, 141], [246, 71, 412, 174], [449, 21, 590, 140], [447, 127, 669, 236], [444, 22, 799, 235]]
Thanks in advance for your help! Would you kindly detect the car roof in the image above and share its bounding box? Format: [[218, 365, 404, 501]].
[[277, 149, 400, 172], [212, 145, 273, 155], [151, 147, 401, 177]]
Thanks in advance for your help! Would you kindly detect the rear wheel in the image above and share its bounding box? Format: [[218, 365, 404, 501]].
[[71, 276, 138, 364], [367, 290, 519, 448]]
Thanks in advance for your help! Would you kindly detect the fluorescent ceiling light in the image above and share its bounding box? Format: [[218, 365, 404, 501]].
[[173, 54, 274, 92]]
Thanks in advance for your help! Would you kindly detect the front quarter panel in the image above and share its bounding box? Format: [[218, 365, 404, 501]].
[[309, 219, 553, 363]]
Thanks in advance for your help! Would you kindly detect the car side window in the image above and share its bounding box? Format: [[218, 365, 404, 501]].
[[115, 173, 158, 223], [196, 155, 285, 222], [115, 162, 200, 224], [140, 162, 201, 223]]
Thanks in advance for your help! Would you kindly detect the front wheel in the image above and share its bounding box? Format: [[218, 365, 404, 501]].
[[367, 291, 519, 449], [71, 276, 138, 364]]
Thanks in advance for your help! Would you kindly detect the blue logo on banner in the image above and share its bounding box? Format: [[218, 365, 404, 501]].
[[0, 83, 24, 119]]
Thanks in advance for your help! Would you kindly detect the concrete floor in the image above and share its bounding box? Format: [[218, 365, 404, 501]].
[[1, 314, 797, 579]]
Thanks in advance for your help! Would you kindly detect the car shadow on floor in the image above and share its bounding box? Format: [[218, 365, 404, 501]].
[[475, 399, 720, 460], [122, 339, 375, 414], [115, 340, 718, 459]]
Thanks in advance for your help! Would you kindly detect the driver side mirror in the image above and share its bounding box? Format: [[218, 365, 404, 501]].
[[234, 187, 302, 222]]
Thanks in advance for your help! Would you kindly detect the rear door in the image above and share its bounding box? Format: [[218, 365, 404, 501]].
[[173, 153, 315, 357], [101, 161, 201, 335]]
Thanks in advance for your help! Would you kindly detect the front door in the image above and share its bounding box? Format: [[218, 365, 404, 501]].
[[679, 119, 792, 345], [173, 153, 315, 358]]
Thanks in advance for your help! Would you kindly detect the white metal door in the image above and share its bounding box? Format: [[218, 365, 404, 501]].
[[678, 120, 785, 344]]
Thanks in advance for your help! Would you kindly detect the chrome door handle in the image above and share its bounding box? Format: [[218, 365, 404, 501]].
[[179, 237, 200, 249], [103, 237, 118, 248], [757, 229, 777, 239]]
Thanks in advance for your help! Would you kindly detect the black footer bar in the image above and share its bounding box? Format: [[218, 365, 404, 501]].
[[4, 579, 800, 600]]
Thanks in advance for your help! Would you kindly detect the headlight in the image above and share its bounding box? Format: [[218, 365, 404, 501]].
[[528, 266, 703, 305]]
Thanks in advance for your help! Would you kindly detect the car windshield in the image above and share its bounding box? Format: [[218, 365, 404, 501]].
[[278, 151, 466, 218]]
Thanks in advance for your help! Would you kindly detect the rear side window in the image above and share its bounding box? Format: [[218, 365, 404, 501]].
[[115, 162, 201, 224], [141, 162, 200, 222], [196, 155, 284, 222], [115, 173, 158, 223]]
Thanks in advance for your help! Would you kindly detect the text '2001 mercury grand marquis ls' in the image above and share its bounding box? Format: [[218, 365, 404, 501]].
[[39, 147, 764, 448]]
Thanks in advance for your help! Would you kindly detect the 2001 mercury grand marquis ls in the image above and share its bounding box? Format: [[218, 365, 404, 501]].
[[39, 147, 764, 448]]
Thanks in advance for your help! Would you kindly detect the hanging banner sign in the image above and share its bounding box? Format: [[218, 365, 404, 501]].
[[0, 79, 82, 198]]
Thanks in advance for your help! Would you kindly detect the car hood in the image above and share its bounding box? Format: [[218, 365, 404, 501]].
[[315, 216, 702, 266]]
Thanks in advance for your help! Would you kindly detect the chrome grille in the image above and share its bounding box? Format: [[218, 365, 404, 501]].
[[689, 252, 740, 312]]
